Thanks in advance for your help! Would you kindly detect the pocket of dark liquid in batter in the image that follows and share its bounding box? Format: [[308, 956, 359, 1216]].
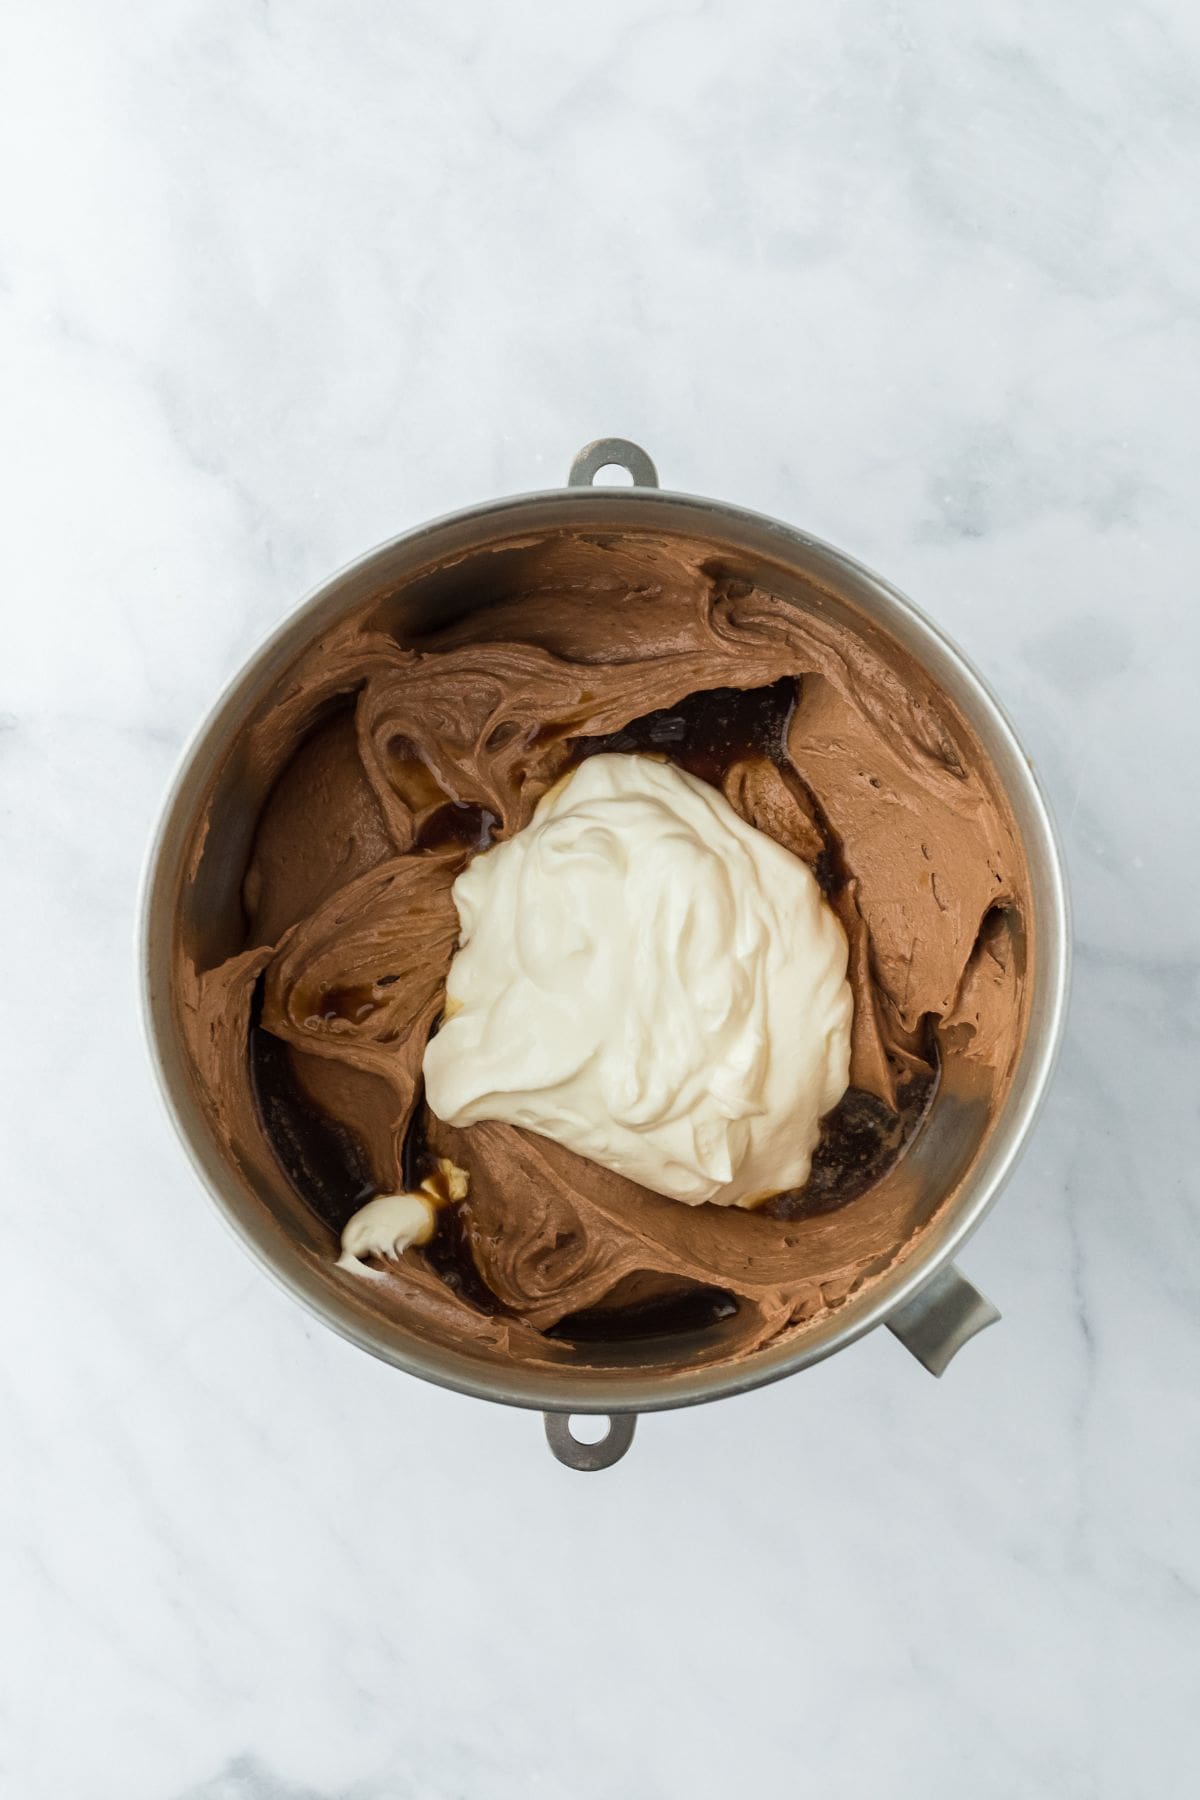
[[247, 977, 377, 1235], [570, 675, 797, 788], [547, 1284, 740, 1344], [400, 1093, 507, 1316], [762, 1073, 937, 1221]]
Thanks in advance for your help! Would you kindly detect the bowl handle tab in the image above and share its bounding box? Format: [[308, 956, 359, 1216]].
[[886, 1264, 1000, 1377], [568, 438, 659, 489], [544, 1411, 638, 1471]]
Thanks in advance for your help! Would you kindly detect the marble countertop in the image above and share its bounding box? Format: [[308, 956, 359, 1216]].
[[3, 4, 1198, 1796]]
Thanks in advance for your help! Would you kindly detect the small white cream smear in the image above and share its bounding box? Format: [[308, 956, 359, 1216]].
[[338, 1158, 468, 1272], [423, 754, 852, 1207]]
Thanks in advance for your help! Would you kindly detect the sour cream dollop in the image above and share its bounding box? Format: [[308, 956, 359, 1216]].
[[422, 754, 852, 1207]]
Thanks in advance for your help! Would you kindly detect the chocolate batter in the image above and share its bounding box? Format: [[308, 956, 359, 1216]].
[[176, 532, 1029, 1368]]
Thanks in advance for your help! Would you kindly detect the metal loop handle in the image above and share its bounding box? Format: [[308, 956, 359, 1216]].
[[568, 438, 659, 489], [544, 1411, 637, 1470]]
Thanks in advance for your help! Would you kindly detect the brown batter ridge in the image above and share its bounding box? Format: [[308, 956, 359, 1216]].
[[175, 533, 1029, 1368]]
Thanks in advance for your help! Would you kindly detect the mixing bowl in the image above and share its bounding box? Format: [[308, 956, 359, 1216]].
[[141, 438, 1070, 1469]]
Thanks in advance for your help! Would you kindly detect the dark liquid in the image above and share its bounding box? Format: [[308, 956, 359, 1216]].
[[387, 732, 500, 854], [424, 1204, 506, 1316], [402, 1088, 506, 1316], [248, 980, 377, 1234], [763, 1076, 936, 1221], [414, 802, 499, 854], [548, 1285, 739, 1344], [571, 677, 796, 787]]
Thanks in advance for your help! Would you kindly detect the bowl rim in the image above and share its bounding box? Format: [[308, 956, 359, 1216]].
[[139, 482, 1071, 1415]]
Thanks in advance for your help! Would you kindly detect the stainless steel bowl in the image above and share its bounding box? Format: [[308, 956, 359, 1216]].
[[140, 439, 1070, 1470]]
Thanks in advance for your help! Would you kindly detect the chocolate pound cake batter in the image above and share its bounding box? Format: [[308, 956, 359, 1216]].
[[176, 534, 1029, 1367]]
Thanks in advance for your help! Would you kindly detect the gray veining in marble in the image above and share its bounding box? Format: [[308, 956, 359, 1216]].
[[1, 3, 1198, 1796]]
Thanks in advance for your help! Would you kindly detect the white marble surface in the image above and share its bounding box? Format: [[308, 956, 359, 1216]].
[[2, 3, 1198, 1796]]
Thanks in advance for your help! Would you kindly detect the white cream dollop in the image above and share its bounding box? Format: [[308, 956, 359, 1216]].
[[422, 754, 852, 1208], [337, 1159, 468, 1272]]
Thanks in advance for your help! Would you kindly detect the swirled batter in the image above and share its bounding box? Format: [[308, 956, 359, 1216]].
[[175, 532, 1029, 1367]]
